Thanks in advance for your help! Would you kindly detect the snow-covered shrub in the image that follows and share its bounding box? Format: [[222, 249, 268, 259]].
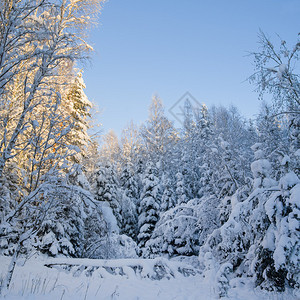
[[197, 196, 220, 246], [86, 233, 138, 259], [36, 186, 85, 257], [107, 234, 138, 259], [145, 199, 200, 258], [216, 262, 233, 298]]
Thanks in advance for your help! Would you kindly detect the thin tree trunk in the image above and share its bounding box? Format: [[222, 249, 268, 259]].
[[0, 243, 21, 296]]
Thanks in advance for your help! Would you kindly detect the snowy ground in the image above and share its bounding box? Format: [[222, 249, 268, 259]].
[[0, 255, 297, 300]]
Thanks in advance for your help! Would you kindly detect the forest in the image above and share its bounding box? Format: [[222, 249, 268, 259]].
[[0, 0, 299, 299]]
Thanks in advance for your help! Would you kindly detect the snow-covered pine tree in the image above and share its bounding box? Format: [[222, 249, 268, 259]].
[[182, 102, 215, 199], [175, 171, 188, 205], [137, 161, 160, 256], [208, 106, 255, 199], [64, 72, 93, 163], [253, 155, 300, 291], [216, 137, 239, 197], [180, 100, 201, 199], [120, 163, 138, 240], [120, 162, 139, 202], [93, 162, 122, 228], [135, 158, 145, 199], [160, 176, 176, 212]]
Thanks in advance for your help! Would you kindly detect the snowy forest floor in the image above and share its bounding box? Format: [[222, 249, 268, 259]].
[[0, 255, 298, 300]]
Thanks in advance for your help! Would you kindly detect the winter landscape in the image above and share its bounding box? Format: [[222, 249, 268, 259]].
[[0, 1, 299, 299]]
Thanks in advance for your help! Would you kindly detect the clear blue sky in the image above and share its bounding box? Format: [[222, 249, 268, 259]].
[[83, 0, 299, 136]]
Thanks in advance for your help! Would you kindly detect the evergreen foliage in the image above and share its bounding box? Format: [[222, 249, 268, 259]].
[[137, 161, 160, 255]]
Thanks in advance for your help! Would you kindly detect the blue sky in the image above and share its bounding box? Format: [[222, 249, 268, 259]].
[[83, 0, 299, 136]]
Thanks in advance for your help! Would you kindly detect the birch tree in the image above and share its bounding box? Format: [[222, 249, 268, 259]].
[[0, 0, 104, 178], [249, 31, 300, 151], [0, 0, 105, 295]]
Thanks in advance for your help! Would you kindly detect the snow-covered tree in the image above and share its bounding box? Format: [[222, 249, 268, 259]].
[[137, 161, 160, 255], [140, 95, 178, 171], [252, 156, 300, 291], [120, 163, 138, 240], [99, 130, 121, 167], [82, 139, 101, 182], [120, 121, 143, 166], [0, 0, 104, 179], [120, 162, 139, 201], [146, 199, 200, 258], [160, 176, 176, 212], [93, 162, 122, 228], [175, 171, 188, 205], [249, 31, 299, 115], [36, 187, 85, 257], [181, 102, 215, 199], [64, 72, 93, 162], [83, 203, 110, 259], [249, 31, 300, 159], [199, 143, 279, 289]]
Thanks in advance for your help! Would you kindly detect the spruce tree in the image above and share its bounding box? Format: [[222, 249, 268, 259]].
[[93, 162, 122, 228], [137, 161, 160, 255], [160, 176, 176, 212], [120, 163, 138, 240]]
